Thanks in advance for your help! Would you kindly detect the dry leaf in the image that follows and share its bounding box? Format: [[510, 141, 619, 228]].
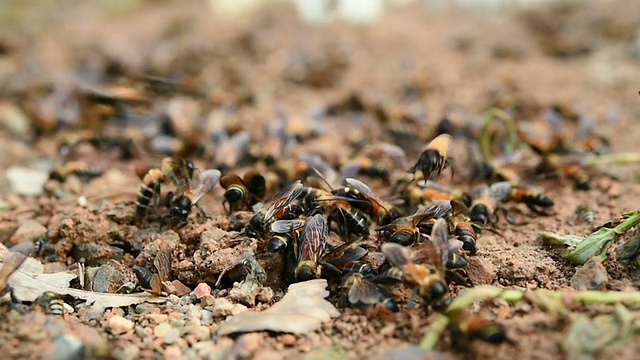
[[4, 268, 166, 316], [218, 279, 340, 336]]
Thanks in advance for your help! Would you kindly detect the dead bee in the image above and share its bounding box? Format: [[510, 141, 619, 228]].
[[246, 180, 307, 239], [215, 251, 267, 288], [317, 240, 368, 278], [342, 272, 399, 312], [469, 182, 512, 225], [448, 309, 507, 347], [268, 218, 306, 252], [380, 218, 452, 310], [408, 134, 453, 182], [34, 292, 66, 315], [0, 242, 33, 299], [338, 143, 408, 184], [49, 161, 103, 183], [449, 203, 480, 255], [575, 204, 595, 223], [134, 247, 172, 295], [165, 169, 221, 226], [135, 157, 196, 218], [240, 251, 267, 284], [59, 132, 135, 160], [295, 214, 328, 282], [220, 170, 267, 214], [398, 180, 469, 207], [212, 130, 251, 171]]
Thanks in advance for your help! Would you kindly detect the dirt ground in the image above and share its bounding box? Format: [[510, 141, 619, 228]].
[[1, 0, 640, 359]]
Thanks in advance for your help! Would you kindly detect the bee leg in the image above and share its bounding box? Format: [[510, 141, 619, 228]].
[[525, 202, 548, 216], [195, 203, 211, 219], [448, 158, 455, 182]]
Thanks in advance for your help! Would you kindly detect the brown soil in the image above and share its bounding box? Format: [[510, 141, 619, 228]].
[[1, 1, 640, 359]]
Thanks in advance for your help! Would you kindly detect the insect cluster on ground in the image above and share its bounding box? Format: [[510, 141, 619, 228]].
[[5, 72, 611, 348]]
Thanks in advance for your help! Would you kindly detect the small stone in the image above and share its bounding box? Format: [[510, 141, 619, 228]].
[[164, 345, 184, 360], [190, 326, 211, 341], [50, 335, 84, 360], [135, 325, 148, 339], [571, 257, 608, 290], [5, 166, 49, 196], [280, 334, 296, 347], [163, 328, 181, 344], [10, 220, 47, 245], [212, 298, 235, 318], [146, 314, 168, 324], [154, 322, 172, 338], [194, 282, 212, 299], [200, 294, 216, 307], [78, 196, 88, 207], [200, 310, 214, 325], [171, 280, 191, 296], [107, 316, 134, 335], [135, 303, 158, 314], [256, 287, 274, 303], [92, 264, 125, 293], [466, 256, 496, 285], [229, 333, 264, 357]]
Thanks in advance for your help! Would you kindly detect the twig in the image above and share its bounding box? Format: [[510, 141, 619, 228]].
[[479, 108, 519, 162]]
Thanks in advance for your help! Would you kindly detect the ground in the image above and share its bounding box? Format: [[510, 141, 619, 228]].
[[1, 0, 640, 359]]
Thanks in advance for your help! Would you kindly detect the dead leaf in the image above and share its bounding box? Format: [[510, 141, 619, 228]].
[[218, 279, 339, 336], [5, 268, 165, 316]]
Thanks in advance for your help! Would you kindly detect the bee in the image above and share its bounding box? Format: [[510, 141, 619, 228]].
[[34, 292, 66, 315], [380, 218, 452, 310], [295, 214, 328, 282], [448, 309, 507, 346], [49, 161, 103, 183], [216, 251, 268, 288], [212, 130, 251, 171], [59, 132, 135, 160], [537, 154, 591, 190], [312, 191, 371, 239], [166, 169, 221, 226], [246, 180, 307, 239], [342, 272, 399, 312], [335, 178, 402, 226], [408, 134, 453, 182], [134, 247, 172, 295], [220, 170, 267, 214], [135, 157, 196, 218], [338, 143, 408, 184], [449, 204, 480, 255], [469, 182, 512, 225], [268, 218, 306, 252], [575, 204, 595, 223], [240, 251, 267, 284], [317, 240, 368, 278], [0, 242, 33, 298], [376, 212, 434, 246], [506, 181, 554, 214]]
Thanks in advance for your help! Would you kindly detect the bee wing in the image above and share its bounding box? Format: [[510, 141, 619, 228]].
[[345, 178, 374, 197], [489, 181, 512, 201], [153, 249, 172, 281], [346, 274, 383, 305], [192, 169, 222, 203], [430, 218, 450, 272], [381, 243, 412, 268], [264, 180, 304, 221], [270, 219, 306, 233], [426, 133, 453, 155], [319, 241, 367, 269], [0, 242, 33, 286], [301, 153, 337, 185], [410, 239, 440, 265], [298, 214, 327, 263], [451, 200, 470, 216], [379, 142, 408, 168], [471, 184, 490, 200], [414, 200, 453, 219]]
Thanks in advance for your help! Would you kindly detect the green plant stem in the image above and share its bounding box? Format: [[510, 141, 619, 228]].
[[420, 314, 450, 350], [583, 153, 640, 167], [479, 108, 519, 162]]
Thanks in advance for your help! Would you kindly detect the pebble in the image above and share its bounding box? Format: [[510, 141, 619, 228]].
[[108, 315, 134, 335], [163, 328, 181, 344], [570, 257, 608, 290], [135, 325, 149, 339], [190, 326, 211, 341], [212, 298, 235, 318], [5, 166, 49, 196], [10, 219, 47, 245], [0, 103, 31, 140], [194, 282, 212, 299], [154, 323, 173, 338], [92, 264, 125, 293], [50, 335, 84, 360], [135, 303, 158, 314], [280, 334, 296, 346], [173, 280, 192, 296], [146, 314, 168, 324], [200, 310, 214, 325], [200, 294, 216, 307], [164, 345, 184, 360]]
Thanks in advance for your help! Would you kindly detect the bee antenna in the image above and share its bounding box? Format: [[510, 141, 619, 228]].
[[310, 167, 334, 191]]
